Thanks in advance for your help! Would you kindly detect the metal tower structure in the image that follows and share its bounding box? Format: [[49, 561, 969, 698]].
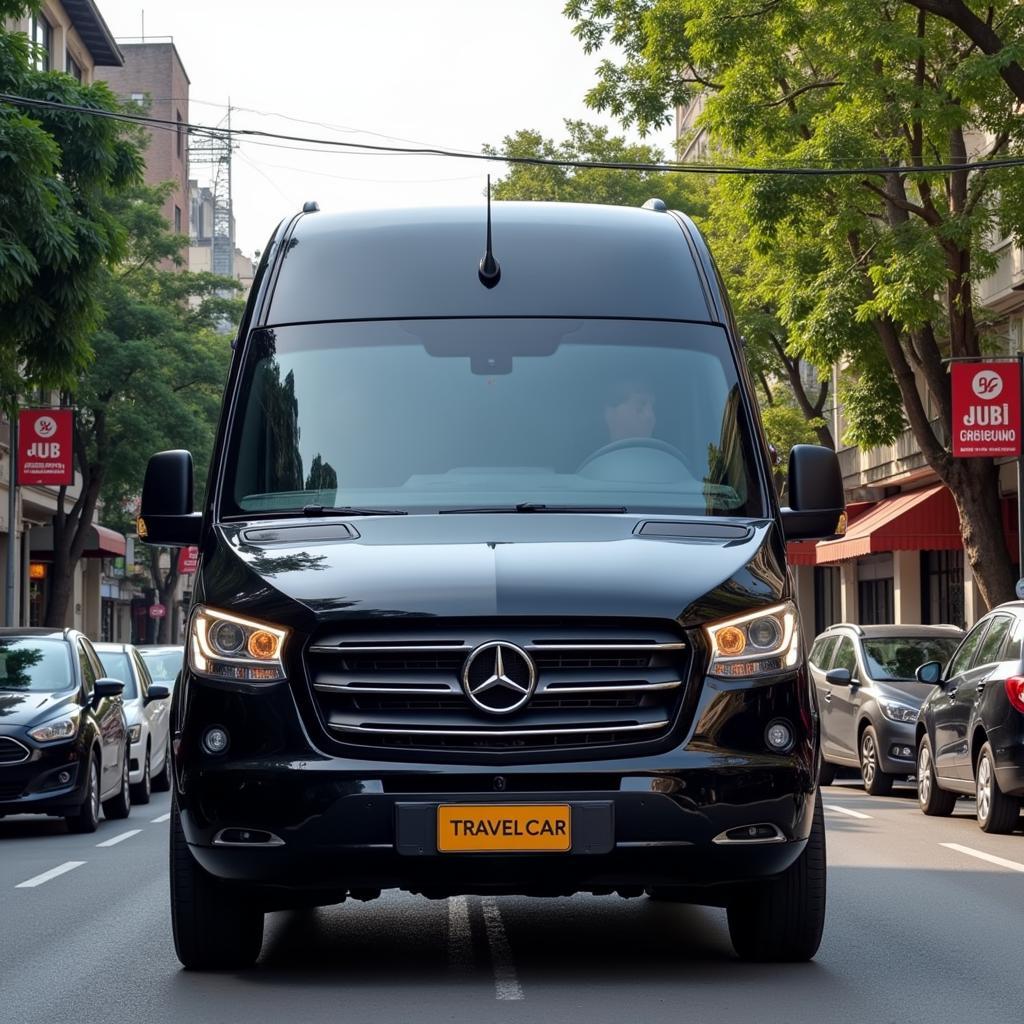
[[188, 105, 235, 279]]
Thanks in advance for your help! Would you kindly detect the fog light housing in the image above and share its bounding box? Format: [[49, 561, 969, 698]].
[[202, 727, 229, 755], [765, 719, 793, 752], [57, 770, 71, 785]]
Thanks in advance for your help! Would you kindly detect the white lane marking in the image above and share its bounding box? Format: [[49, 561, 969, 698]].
[[941, 843, 1024, 874], [96, 829, 142, 848], [824, 804, 872, 820], [151, 813, 171, 823], [481, 897, 523, 1000], [448, 895, 473, 971], [16, 861, 86, 888]]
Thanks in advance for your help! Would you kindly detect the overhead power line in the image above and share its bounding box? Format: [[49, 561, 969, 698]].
[[2, 91, 1024, 178]]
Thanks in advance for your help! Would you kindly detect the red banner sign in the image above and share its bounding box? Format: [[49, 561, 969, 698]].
[[18, 409, 74, 485], [952, 363, 1021, 458], [177, 546, 199, 574]]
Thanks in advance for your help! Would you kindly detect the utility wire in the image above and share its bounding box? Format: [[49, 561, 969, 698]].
[[3, 91, 1024, 177]]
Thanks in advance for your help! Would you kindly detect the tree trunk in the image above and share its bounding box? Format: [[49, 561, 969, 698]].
[[147, 546, 179, 643]]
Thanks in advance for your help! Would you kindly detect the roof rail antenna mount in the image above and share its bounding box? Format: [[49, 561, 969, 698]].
[[642, 197, 667, 212], [478, 175, 501, 288], [302, 200, 320, 213]]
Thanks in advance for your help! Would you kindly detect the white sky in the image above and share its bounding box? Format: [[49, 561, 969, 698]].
[[94, 0, 678, 257]]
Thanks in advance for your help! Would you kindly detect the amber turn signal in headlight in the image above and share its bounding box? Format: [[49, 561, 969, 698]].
[[189, 605, 289, 683], [704, 602, 799, 679]]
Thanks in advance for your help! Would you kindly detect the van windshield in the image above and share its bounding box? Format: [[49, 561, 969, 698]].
[[223, 320, 765, 517]]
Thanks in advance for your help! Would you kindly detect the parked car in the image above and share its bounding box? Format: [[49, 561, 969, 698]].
[[916, 603, 1024, 833], [138, 644, 184, 692], [139, 199, 846, 968], [0, 627, 132, 831], [94, 642, 172, 805], [808, 623, 962, 794]]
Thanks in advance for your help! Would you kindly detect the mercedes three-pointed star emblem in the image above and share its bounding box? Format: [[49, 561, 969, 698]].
[[461, 641, 537, 715]]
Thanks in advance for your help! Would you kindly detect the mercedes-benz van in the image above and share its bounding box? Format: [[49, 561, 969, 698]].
[[140, 199, 845, 969]]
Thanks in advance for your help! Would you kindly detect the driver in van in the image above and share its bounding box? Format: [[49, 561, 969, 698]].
[[604, 380, 656, 442]]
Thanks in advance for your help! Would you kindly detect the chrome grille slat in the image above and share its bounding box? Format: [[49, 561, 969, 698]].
[[0, 737, 31, 766], [306, 625, 689, 756]]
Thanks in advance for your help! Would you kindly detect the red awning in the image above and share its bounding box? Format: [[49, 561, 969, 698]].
[[29, 523, 127, 559], [786, 501, 875, 567], [813, 484, 961, 564]]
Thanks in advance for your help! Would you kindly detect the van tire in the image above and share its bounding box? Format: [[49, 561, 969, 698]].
[[727, 791, 826, 962], [170, 800, 264, 969]]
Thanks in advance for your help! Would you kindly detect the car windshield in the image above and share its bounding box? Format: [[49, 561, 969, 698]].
[[223, 320, 765, 517], [0, 639, 73, 693], [139, 649, 183, 683], [861, 638, 961, 681], [97, 651, 138, 699]]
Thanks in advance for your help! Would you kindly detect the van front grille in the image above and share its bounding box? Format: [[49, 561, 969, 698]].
[[304, 624, 690, 760]]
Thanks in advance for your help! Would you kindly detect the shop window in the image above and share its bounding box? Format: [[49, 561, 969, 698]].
[[922, 550, 964, 628]]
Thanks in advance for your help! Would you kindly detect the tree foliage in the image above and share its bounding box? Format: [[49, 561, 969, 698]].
[[0, 3, 144, 398], [45, 182, 238, 628], [565, 0, 1024, 606]]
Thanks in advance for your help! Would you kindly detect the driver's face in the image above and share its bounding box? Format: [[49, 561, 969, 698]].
[[605, 390, 655, 441]]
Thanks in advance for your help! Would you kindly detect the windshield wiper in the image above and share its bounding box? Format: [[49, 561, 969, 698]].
[[300, 504, 408, 517], [440, 503, 628, 514]]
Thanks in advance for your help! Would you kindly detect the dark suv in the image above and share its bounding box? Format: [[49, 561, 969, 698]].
[[140, 200, 844, 968], [916, 603, 1024, 833], [0, 628, 131, 831], [808, 623, 962, 794]]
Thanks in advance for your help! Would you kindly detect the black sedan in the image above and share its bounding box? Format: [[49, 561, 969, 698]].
[[917, 603, 1024, 833], [0, 628, 132, 832]]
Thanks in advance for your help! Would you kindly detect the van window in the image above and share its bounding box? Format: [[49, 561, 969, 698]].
[[225, 320, 764, 518]]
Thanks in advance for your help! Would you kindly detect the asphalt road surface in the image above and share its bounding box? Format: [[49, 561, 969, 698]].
[[3, 779, 1024, 1024]]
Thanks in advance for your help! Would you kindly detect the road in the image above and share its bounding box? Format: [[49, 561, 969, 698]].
[[2, 779, 1023, 1023]]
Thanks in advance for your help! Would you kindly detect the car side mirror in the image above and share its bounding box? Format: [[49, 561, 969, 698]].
[[916, 660, 943, 684], [146, 684, 171, 703], [139, 450, 202, 547], [781, 445, 846, 541], [825, 667, 852, 687], [93, 678, 125, 700]]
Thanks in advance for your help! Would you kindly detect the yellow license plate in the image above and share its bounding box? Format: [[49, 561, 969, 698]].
[[437, 804, 571, 852]]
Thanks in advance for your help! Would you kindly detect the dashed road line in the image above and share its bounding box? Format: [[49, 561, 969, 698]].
[[16, 861, 86, 888], [96, 829, 142, 848], [151, 813, 171, 823], [481, 897, 523, 1000], [940, 842, 1024, 874], [825, 804, 872, 820], [447, 895, 473, 972]]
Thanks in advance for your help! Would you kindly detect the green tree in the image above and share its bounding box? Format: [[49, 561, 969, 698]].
[[485, 119, 704, 214], [45, 182, 238, 631], [0, 3, 143, 398], [566, 0, 1024, 608]]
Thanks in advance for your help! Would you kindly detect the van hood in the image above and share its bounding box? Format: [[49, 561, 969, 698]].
[[204, 514, 788, 628]]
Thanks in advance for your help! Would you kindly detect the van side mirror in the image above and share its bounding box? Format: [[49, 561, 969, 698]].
[[916, 660, 943, 684], [781, 445, 846, 541], [139, 450, 202, 547]]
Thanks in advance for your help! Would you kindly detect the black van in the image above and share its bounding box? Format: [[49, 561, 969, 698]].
[[140, 200, 844, 969]]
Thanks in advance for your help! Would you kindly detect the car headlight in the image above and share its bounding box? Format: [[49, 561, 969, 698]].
[[705, 601, 800, 679], [29, 708, 81, 743], [128, 724, 142, 743], [189, 605, 289, 682], [878, 699, 918, 723]]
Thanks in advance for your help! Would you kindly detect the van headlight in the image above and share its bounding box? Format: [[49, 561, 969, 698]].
[[705, 601, 800, 679], [189, 605, 289, 682]]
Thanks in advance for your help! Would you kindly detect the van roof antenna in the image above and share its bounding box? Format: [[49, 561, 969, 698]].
[[478, 175, 501, 288]]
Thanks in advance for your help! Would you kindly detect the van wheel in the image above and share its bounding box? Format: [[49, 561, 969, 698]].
[[102, 745, 132, 819], [66, 755, 101, 834], [976, 743, 1020, 834], [860, 727, 893, 796], [818, 760, 836, 786], [170, 800, 264, 969], [917, 737, 955, 816], [131, 747, 152, 805], [727, 791, 826, 962]]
